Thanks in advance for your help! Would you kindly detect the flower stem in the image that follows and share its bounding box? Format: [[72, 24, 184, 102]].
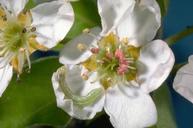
[[165, 25, 193, 46]]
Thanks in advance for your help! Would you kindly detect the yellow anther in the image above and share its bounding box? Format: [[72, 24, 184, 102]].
[[77, 43, 87, 52], [19, 48, 25, 52], [83, 28, 90, 33], [82, 74, 89, 80], [122, 37, 129, 45], [107, 77, 112, 83]]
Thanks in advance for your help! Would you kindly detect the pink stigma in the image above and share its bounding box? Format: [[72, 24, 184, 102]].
[[115, 49, 129, 75], [115, 49, 125, 61]]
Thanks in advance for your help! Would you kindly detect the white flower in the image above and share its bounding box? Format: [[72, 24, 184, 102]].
[[173, 55, 193, 103], [0, 0, 74, 96], [52, 0, 174, 128]]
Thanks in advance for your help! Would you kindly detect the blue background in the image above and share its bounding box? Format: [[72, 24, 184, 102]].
[[164, 0, 193, 127]]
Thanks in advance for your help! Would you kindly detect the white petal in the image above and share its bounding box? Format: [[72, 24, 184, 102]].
[[173, 55, 193, 103], [52, 65, 105, 120], [0, 0, 28, 16], [0, 64, 13, 97], [138, 40, 174, 93], [97, 0, 135, 35], [117, 0, 161, 46], [104, 85, 157, 128], [31, 0, 74, 48], [59, 27, 101, 65]]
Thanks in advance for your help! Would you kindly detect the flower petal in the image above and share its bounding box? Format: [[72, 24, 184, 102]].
[[117, 0, 161, 46], [104, 85, 157, 128], [0, 0, 28, 16], [31, 0, 74, 48], [173, 55, 193, 103], [52, 65, 105, 120], [138, 40, 174, 93], [59, 27, 101, 65], [0, 64, 13, 97], [97, 0, 135, 35]]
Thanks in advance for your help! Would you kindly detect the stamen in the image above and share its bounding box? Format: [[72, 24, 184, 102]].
[[22, 28, 27, 33], [82, 28, 90, 33], [122, 37, 129, 45], [96, 60, 104, 65], [19, 48, 25, 52], [25, 48, 31, 72], [126, 58, 134, 60], [90, 47, 99, 54], [81, 71, 89, 80], [128, 66, 136, 70], [82, 28, 100, 40], [0, 47, 7, 56], [30, 27, 36, 32], [77, 43, 87, 52], [2, 15, 7, 21]]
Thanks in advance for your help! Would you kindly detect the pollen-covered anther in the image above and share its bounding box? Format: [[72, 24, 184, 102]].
[[19, 48, 25, 52], [77, 43, 87, 52], [2, 15, 7, 21], [107, 77, 112, 83], [91, 47, 99, 54], [105, 52, 113, 60], [96, 60, 104, 65], [82, 28, 90, 33], [121, 37, 129, 45], [31, 27, 36, 32], [81, 73, 89, 80], [22, 28, 27, 33]]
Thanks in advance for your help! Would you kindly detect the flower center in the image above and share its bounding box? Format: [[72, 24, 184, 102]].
[[0, 7, 47, 74], [82, 33, 140, 89], [2, 22, 28, 52]]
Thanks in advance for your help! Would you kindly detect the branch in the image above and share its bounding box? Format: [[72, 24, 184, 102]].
[[165, 25, 193, 46]]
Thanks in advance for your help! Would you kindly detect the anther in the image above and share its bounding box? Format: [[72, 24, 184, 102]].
[[91, 47, 99, 54], [2, 15, 7, 21], [83, 28, 90, 33], [31, 27, 36, 32], [122, 37, 129, 45], [96, 60, 104, 65], [77, 43, 87, 52], [22, 28, 27, 33], [107, 78, 112, 83], [19, 48, 25, 52], [106, 52, 113, 60], [82, 73, 89, 80]]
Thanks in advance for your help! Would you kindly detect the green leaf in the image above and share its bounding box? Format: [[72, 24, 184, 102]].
[[26, 0, 36, 9], [156, 0, 169, 16], [66, 0, 100, 40], [152, 83, 177, 128], [0, 57, 70, 128]]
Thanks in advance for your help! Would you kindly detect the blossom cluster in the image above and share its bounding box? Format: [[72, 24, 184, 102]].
[[1, 0, 193, 128]]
